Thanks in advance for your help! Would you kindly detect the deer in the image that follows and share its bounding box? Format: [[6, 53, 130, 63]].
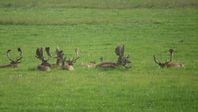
[[97, 45, 131, 69], [62, 48, 80, 71], [35, 47, 52, 71], [0, 48, 23, 68], [47, 47, 65, 68], [153, 49, 184, 68]]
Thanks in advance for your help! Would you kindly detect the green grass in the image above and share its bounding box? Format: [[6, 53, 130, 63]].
[[0, 0, 197, 9], [0, 0, 198, 112]]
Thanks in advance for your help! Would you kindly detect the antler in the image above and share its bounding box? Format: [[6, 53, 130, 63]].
[[75, 48, 80, 58], [64, 48, 80, 65], [6, 48, 23, 64], [153, 55, 160, 65], [35, 47, 51, 62], [6, 49, 14, 62], [169, 49, 174, 62], [115, 45, 124, 57], [15, 48, 23, 62], [36, 48, 44, 61], [115, 45, 131, 68], [56, 48, 64, 58], [73, 48, 80, 64], [45, 47, 51, 57]]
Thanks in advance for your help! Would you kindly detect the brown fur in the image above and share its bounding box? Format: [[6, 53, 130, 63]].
[[37, 65, 51, 71], [153, 49, 184, 68], [62, 64, 74, 71]]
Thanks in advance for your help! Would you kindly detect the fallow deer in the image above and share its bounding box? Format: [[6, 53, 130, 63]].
[[97, 45, 131, 69], [47, 47, 65, 68], [0, 48, 23, 68], [35, 47, 51, 71], [62, 48, 80, 71], [153, 49, 184, 68]]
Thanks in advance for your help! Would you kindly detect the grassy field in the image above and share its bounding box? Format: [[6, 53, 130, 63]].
[[0, 0, 198, 112]]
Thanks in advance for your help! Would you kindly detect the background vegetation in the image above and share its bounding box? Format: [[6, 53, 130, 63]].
[[0, 0, 197, 112]]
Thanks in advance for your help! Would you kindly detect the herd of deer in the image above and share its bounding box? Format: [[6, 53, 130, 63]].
[[0, 45, 184, 71]]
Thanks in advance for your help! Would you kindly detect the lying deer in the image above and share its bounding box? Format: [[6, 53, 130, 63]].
[[0, 48, 23, 68], [62, 48, 80, 71], [97, 45, 131, 69], [35, 47, 51, 71], [153, 49, 184, 68], [47, 47, 64, 68]]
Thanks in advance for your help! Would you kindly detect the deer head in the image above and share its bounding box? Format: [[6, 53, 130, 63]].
[[118, 55, 131, 68], [153, 55, 168, 68], [61, 49, 80, 71]]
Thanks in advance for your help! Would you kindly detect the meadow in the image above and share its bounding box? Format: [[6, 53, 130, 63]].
[[0, 0, 198, 112]]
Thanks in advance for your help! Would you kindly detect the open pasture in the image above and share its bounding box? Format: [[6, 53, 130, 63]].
[[0, 0, 198, 112]]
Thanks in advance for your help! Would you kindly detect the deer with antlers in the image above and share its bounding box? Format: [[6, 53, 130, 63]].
[[153, 49, 184, 68], [62, 48, 80, 71], [97, 45, 131, 69], [35, 47, 52, 71], [47, 47, 65, 68], [0, 48, 23, 68]]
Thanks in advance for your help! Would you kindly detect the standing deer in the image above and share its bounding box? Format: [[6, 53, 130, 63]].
[[153, 49, 184, 68], [35, 47, 51, 71], [62, 48, 80, 71], [0, 48, 23, 68], [97, 45, 131, 69]]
